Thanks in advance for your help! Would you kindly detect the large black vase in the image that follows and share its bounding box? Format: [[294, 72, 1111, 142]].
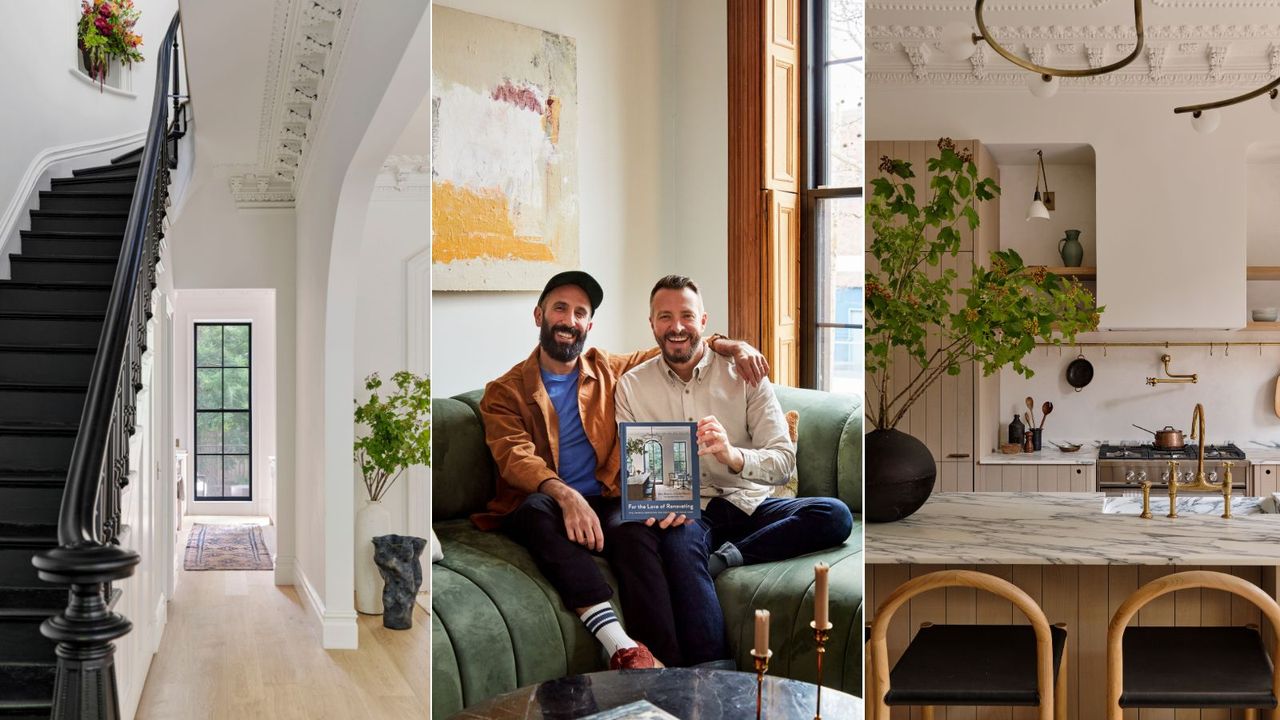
[[865, 428, 936, 523], [373, 534, 427, 630]]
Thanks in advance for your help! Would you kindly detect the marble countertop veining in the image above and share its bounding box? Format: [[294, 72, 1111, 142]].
[[866, 492, 1280, 566], [980, 447, 1096, 465]]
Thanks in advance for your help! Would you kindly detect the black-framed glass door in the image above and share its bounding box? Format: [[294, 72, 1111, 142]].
[[194, 323, 252, 501]]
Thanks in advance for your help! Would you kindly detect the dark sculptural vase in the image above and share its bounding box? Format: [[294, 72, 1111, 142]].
[[372, 534, 427, 630], [865, 428, 936, 523]]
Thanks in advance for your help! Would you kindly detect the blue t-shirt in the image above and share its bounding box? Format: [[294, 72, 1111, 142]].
[[540, 368, 602, 497]]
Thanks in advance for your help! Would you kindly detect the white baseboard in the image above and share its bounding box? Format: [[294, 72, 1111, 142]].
[[152, 594, 167, 655], [274, 554, 296, 586], [294, 564, 359, 649], [1, 130, 146, 264]]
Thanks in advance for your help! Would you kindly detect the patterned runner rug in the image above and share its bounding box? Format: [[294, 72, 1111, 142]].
[[184, 523, 274, 571]]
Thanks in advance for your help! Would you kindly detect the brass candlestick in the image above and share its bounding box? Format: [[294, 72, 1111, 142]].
[[811, 621, 833, 720], [751, 649, 772, 720]]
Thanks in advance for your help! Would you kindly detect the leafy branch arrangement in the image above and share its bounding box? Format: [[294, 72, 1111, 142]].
[[77, 0, 144, 87], [354, 371, 431, 502], [866, 139, 1102, 431]]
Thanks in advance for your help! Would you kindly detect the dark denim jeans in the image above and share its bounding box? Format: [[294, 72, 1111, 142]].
[[503, 493, 728, 667], [700, 496, 854, 565]]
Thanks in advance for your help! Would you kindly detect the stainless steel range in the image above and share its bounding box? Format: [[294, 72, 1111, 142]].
[[1097, 443, 1249, 496]]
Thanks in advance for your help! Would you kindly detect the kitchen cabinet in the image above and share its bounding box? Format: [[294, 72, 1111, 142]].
[[1253, 463, 1280, 495], [975, 463, 1094, 492]]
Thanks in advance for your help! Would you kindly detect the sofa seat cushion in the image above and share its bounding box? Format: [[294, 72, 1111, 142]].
[[715, 519, 863, 694]]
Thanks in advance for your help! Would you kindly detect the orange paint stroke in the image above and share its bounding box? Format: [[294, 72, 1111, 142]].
[[432, 181, 556, 263]]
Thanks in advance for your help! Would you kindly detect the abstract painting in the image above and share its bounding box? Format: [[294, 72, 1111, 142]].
[[431, 7, 579, 291]]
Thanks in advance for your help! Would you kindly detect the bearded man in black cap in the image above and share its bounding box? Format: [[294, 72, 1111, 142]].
[[470, 270, 768, 670]]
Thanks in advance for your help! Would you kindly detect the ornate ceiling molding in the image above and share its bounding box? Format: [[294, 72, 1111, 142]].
[[870, 23, 1280, 86], [869, 0, 1106, 11], [227, 0, 354, 207], [372, 155, 429, 200]]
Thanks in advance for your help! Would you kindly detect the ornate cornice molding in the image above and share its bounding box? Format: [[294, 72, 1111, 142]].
[[869, 0, 1105, 10], [227, 0, 352, 207], [372, 155, 429, 200], [870, 23, 1280, 86]]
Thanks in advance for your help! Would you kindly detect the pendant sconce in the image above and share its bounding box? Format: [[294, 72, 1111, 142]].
[[941, 0, 1146, 98], [1027, 150, 1053, 222], [1175, 79, 1280, 135]]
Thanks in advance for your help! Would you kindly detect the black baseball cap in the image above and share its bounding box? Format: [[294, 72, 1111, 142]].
[[538, 270, 604, 312]]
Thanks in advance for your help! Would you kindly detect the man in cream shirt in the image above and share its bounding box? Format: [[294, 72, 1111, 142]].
[[616, 275, 853, 577]]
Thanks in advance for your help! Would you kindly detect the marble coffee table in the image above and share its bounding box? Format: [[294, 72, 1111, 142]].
[[448, 667, 862, 719]]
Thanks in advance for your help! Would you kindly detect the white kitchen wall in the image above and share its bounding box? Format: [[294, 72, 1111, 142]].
[[868, 87, 1250, 329], [996, 161, 1097, 268], [997, 336, 1280, 446], [430, 0, 730, 397]]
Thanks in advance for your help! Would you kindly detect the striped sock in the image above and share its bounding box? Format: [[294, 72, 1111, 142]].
[[580, 602, 637, 657]]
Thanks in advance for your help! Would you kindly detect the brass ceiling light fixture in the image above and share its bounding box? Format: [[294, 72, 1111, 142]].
[[1174, 78, 1280, 135], [940, 0, 1146, 98]]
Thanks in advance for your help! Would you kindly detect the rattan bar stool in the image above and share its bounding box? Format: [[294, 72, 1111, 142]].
[[868, 569, 1067, 720], [1107, 570, 1280, 720]]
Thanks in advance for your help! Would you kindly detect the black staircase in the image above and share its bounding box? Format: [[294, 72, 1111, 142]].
[[0, 14, 182, 720]]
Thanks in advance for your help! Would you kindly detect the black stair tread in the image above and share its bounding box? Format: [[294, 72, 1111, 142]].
[[0, 382, 87, 392], [9, 255, 118, 263], [0, 663, 55, 709], [38, 191, 132, 199], [0, 280, 112, 289], [0, 588, 64, 618], [49, 175, 136, 186], [0, 345, 96, 354], [0, 523, 57, 547], [0, 423, 78, 436], [0, 473, 65, 489], [19, 230, 123, 240], [0, 310, 104, 319], [27, 211, 128, 218], [71, 160, 140, 176]]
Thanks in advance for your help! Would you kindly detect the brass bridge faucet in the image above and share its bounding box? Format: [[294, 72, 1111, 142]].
[[1142, 403, 1234, 519]]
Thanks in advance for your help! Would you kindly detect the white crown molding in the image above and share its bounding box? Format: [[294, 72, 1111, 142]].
[[869, 0, 1106, 10], [870, 23, 1280, 86], [226, 0, 353, 208], [371, 154, 429, 200]]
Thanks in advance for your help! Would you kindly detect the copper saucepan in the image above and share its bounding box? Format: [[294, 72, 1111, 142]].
[[1133, 424, 1185, 449]]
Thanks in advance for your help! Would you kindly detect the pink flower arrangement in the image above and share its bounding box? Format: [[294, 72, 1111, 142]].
[[77, 0, 143, 88]]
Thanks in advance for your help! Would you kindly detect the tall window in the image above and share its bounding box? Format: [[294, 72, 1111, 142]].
[[804, 0, 863, 394], [672, 441, 687, 476], [194, 323, 252, 501]]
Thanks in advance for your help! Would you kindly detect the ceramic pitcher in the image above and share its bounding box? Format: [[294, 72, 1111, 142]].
[[1059, 229, 1084, 267]]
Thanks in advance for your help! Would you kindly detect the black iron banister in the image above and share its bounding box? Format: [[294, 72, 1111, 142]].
[[32, 13, 182, 720]]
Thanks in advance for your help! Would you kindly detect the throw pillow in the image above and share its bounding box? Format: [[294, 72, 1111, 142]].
[[771, 411, 801, 498]]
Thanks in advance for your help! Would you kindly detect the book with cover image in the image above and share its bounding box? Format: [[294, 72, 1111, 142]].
[[619, 421, 700, 522]]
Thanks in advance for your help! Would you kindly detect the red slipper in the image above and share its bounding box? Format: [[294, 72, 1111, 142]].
[[609, 642, 659, 670]]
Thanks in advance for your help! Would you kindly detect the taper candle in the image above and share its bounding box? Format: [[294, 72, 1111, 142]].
[[754, 609, 770, 656], [814, 562, 830, 629]]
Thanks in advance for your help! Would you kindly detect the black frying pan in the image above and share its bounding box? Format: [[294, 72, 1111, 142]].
[[1066, 354, 1093, 392]]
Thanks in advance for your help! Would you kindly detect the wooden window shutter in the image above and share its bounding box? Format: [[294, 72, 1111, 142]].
[[728, 0, 801, 386]]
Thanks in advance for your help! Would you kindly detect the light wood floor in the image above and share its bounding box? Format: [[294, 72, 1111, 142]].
[[135, 523, 428, 719]]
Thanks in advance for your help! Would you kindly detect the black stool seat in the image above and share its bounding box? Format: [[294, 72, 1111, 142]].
[[1121, 627, 1277, 709], [885, 624, 1067, 706]]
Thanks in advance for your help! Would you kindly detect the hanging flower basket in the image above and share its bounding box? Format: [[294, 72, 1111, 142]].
[[77, 0, 144, 91]]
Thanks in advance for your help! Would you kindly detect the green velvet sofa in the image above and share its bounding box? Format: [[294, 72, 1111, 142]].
[[431, 385, 863, 717]]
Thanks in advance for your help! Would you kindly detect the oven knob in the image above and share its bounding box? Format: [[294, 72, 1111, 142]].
[[1125, 471, 1136, 482], [1161, 471, 1171, 482], [1183, 471, 1196, 483], [1209, 471, 1218, 482], [1137, 471, 1148, 482]]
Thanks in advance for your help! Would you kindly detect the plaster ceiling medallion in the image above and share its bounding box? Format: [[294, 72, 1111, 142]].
[[228, 0, 354, 207]]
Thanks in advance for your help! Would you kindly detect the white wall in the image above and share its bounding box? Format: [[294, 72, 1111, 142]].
[[431, 0, 730, 397], [166, 165, 297, 585], [172, 289, 277, 519], [997, 162, 1097, 268], [868, 87, 1250, 330]]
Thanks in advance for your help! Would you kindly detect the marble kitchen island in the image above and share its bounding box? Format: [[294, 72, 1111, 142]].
[[868, 493, 1280, 720]]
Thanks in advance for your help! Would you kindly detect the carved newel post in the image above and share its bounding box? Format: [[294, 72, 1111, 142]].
[[372, 535, 427, 630]]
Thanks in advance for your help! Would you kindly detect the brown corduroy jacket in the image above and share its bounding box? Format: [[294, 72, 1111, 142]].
[[470, 345, 658, 530]]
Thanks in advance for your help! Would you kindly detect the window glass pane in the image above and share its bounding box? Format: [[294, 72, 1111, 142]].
[[196, 369, 223, 410], [827, 0, 862, 61], [195, 325, 223, 367], [196, 412, 222, 454], [224, 456, 251, 498], [815, 195, 864, 396], [224, 413, 250, 454], [196, 455, 223, 498], [826, 59, 863, 188], [224, 368, 250, 410], [224, 325, 250, 367]]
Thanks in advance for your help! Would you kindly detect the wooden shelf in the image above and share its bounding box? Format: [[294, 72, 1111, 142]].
[[1243, 321, 1280, 331], [1248, 266, 1280, 280], [1045, 266, 1097, 280]]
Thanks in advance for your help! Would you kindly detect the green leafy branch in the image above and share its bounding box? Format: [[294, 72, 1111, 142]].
[[866, 138, 1102, 431], [353, 371, 431, 502]]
